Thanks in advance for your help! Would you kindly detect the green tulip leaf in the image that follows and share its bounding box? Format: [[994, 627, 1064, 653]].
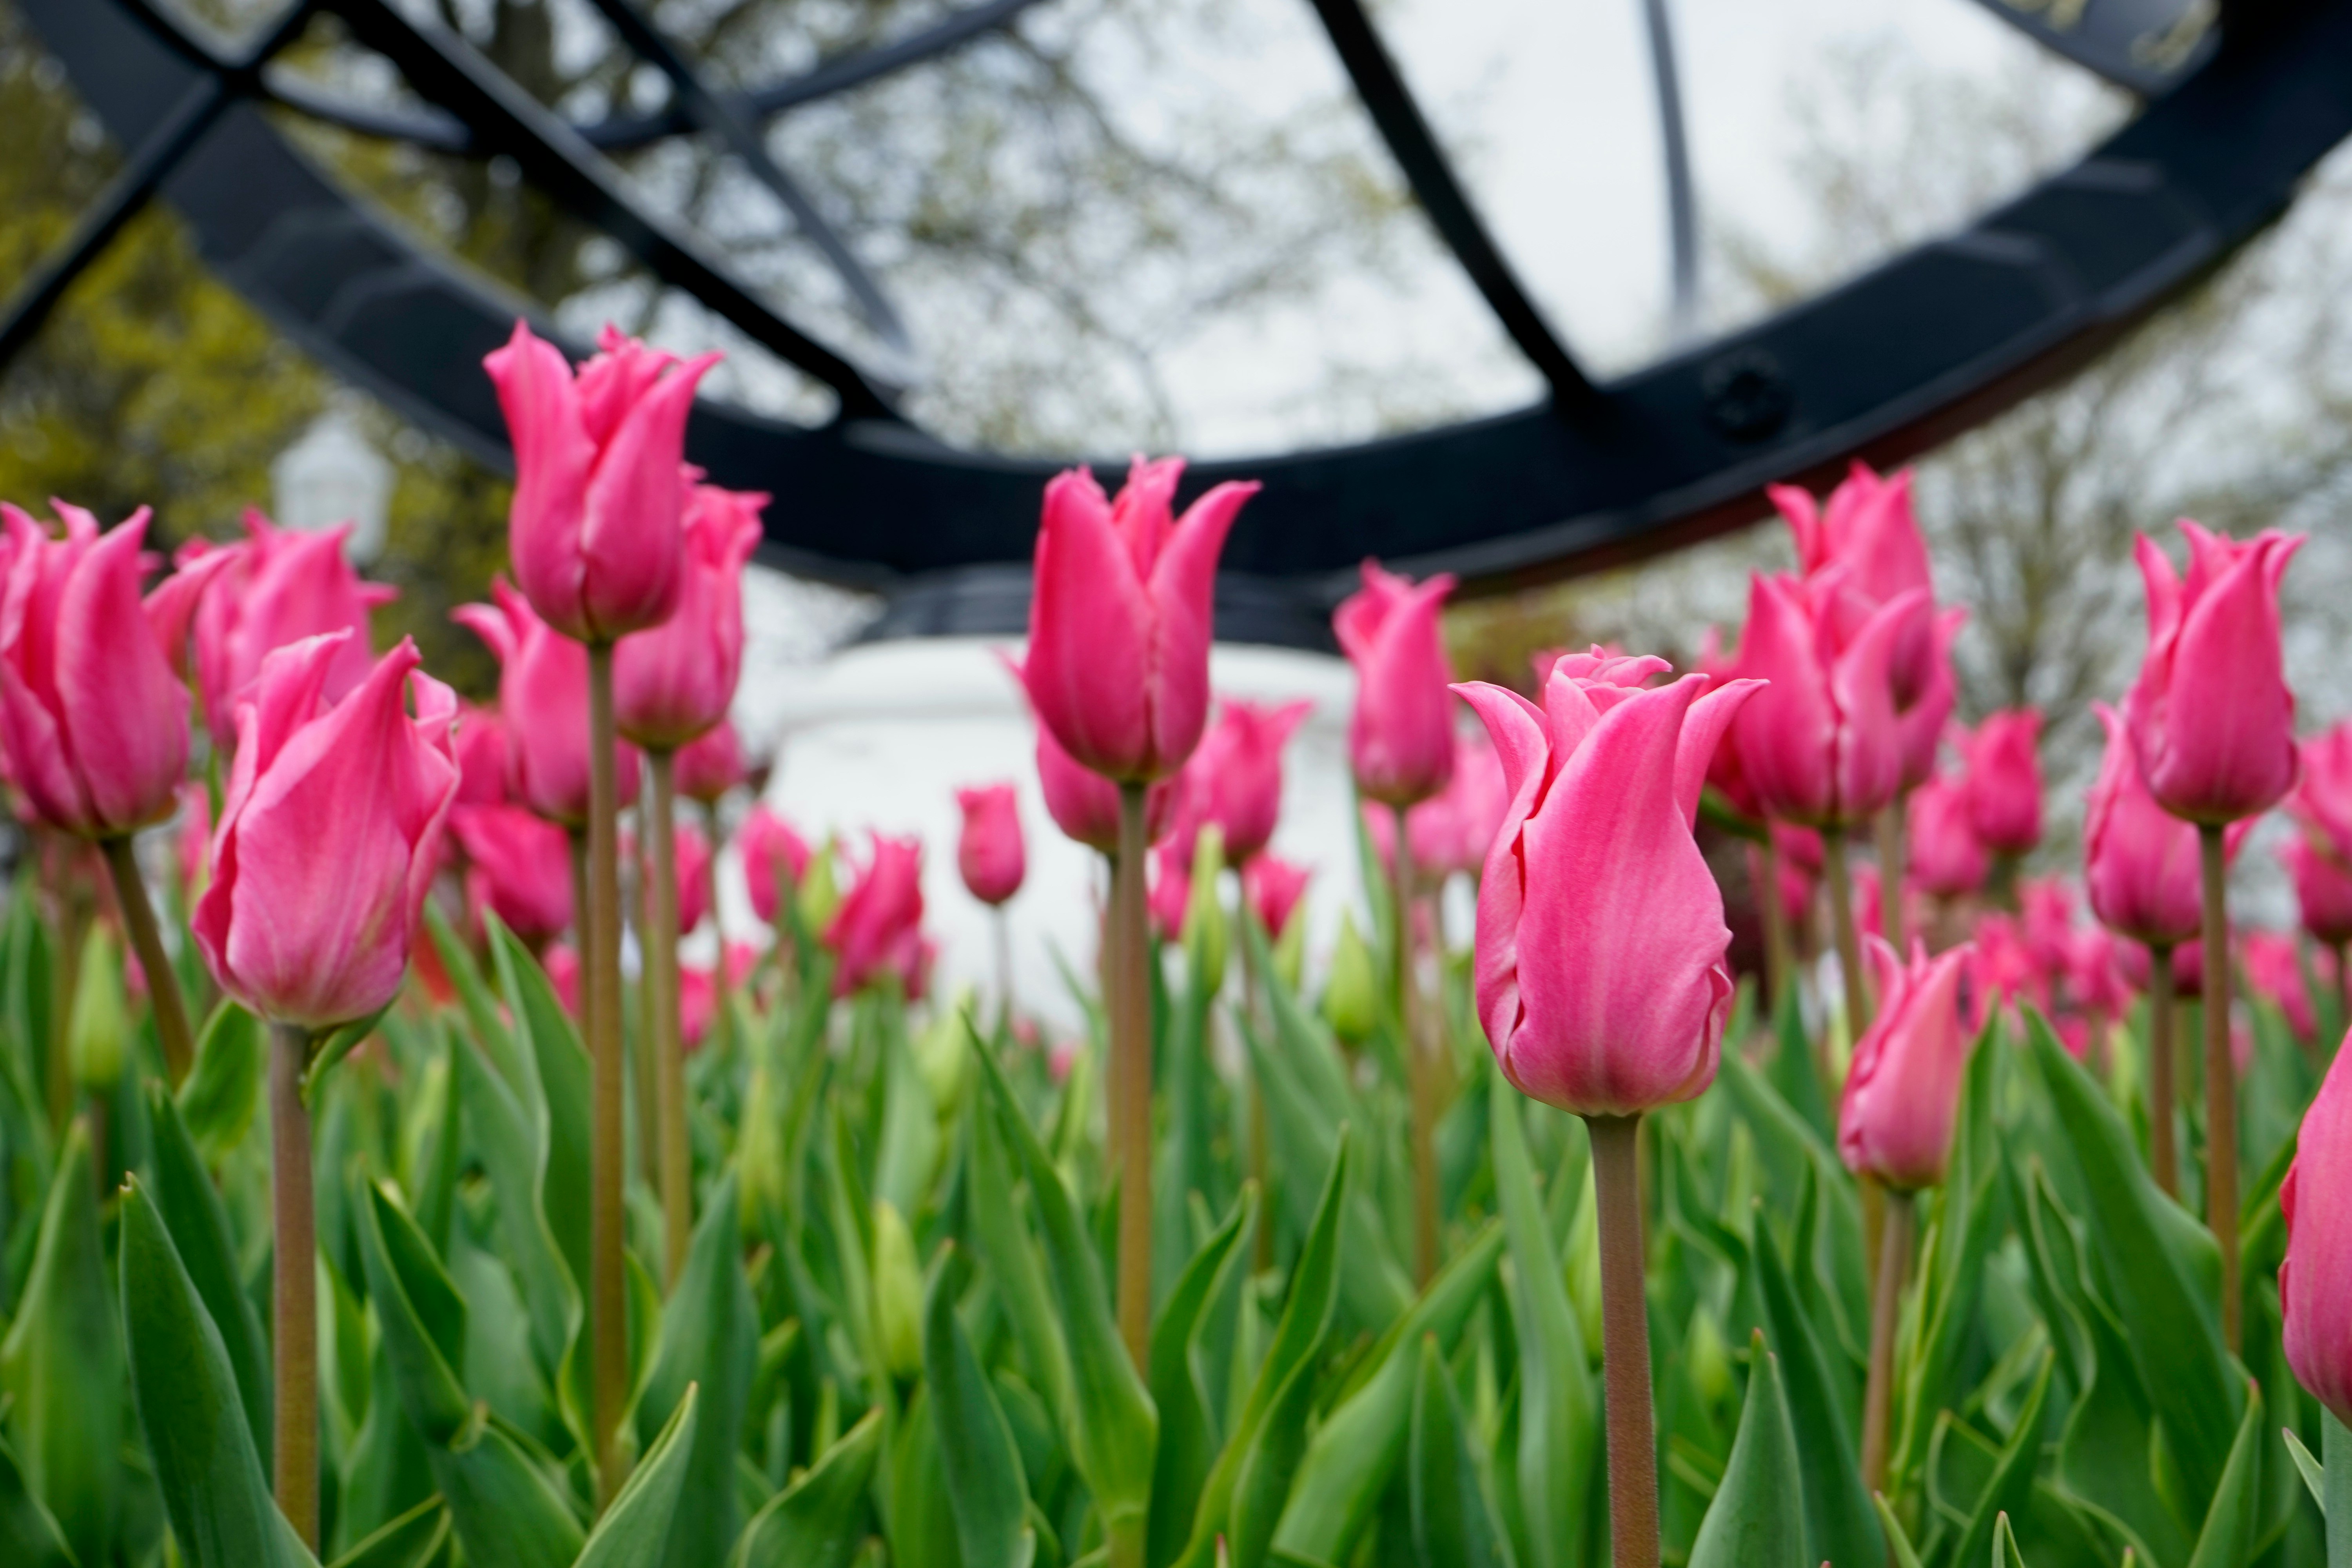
[[450, 1032, 577, 1373], [1994, 1511, 2028, 1568], [924, 1252, 1036, 1568], [178, 998, 261, 1163], [1946, 1350, 2053, 1568], [2285, 1426, 2324, 1515], [1407, 1335, 1510, 1568], [733, 1407, 884, 1568], [2186, 1377, 2265, 1568], [577, 1384, 700, 1568], [1748, 1197, 1881, 1568], [633, 1174, 757, 1568], [325, 1497, 449, 1568], [490, 919, 593, 1293], [1687, 1334, 1806, 1568], [424, 901, 523, 1089], [1147, 1188, 1254, 1568], [0, 1421, 73, 1568], [146, 1080, 273, 1468], [1871, 1492, 1926, 1568]]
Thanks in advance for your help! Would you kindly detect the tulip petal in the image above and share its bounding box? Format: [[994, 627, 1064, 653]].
[[579, 352, 717, 641], [1674, 675, 1764, 827], [1144, 479, 1256, 775], [1025, 470, 1153, 778], [55, 515, 189, 833], [486, 323, 596, 637]]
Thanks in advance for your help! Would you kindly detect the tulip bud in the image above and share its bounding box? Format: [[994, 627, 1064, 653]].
[[69, 926, 129, 1091], [740, 805, 812, 926], [1182, 826, 1229, 996], [1272, 906, 1307, 993], [915, 992, 975, 1112], [1906, 773, 1986, 898], [955, 783, 1026, 907], [613, 483, 762, 750], [1170, 699, 1314, 865], [1336, 561, 1458, 808], [673, 719, 748, 806], [453, 581, 640, 826], [2284, 1036, 2352, 1426], [1323, 912, 1379, 1043], [1964, 708, 2043, 856], [872, 1199, 923, 1380], [1838, 938, 1975, 1191], [797, 839, 840, 935]]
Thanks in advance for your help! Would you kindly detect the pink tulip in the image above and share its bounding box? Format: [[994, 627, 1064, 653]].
[[1966, 915, 2049, 1029], [740, 805, 811, 925], [0, 502, 234, 838], [2243, 930, 2319, 1041], [1838, 937, 1975, 1190], [2283, 1036, 2352, 1426], [2283, 835, 2352, 947], [1726, 568, 1927, 828], [1031, 710, 1176, 855], [2124, 520, 2303, 824], [955, 783, 1025, 906], [180, 509, 396, 751], [2066, 927, 2133, 1028], [2292, 723, 2352, 857], [546, 944, 580, 1017], [193, 632, 460, 1027], [1337, 561, 1458, 808], [675, 822, 712, 935], [1149, 839, 1191, 944], [1854, 867, 1924, 947], [1962, 709, 2043, 855], [2018, 876, 2078, 980], [1695, 626, 1764, 822], [1896, 609, 1966, 790], [454, 704, 510, 806], [1245, 854, 1310, 938], [679, 963, 716, 1051], [673, 719, 747, 804], [450, 803, 573, 946], [613, 483, 762, 749], [1770, 462, 1947, 704], [1452, 650, 1762, 1116], [2115, 937, 2207, 1000], [1906, 773, 1986, 897], [1170, 698, 1312, 865], [2085, 703, 2245, 947], [453, 580, 639, 825], [825, 833, 924, 995], [1021, 457, 1256, 783], [483, 321, 720, 644]]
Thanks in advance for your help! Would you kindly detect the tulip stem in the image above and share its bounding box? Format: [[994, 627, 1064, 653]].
[[268, 1022, 319, 1551], [1859, 1186, 1914, 1497], [1875, 794, 1908, 956], [585, 644, 631, 1505], [1396, 804, 1439, 1287], [993, 906, 1016, 1038], [647, 750, 691, 1289], [2199, 824, 2240, 1353], [1112, 782, 1153, 1371], [1822, 831, 1873, 1047], [100, 834, 194, 1085], [1588, 1112, 1659, 1568], [1759, 834, 1792, 1016], [2148, 941, 2178, 1200]]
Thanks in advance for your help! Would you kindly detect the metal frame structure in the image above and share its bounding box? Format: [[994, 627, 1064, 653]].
[[6, 0, 2347, 650]]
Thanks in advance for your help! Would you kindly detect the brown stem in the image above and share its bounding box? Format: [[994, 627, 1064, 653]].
[[1112, 782, 1153, 1370], [1859, 1187, 1915, 1495], [2199, 824, 2239, 1353], [647, 750, 691, 1289], [1822, 831, 1872, 1049], [993, 907, 1016, 1037], [1875, 793, 1909, 956], [2148, 942, 2178, 1200], [101, 835, 194, 1085], [1397, 804, 1437, 1286], [585, 644, 631, 1504], [269, 1022, 319, 1550], [1759, 834, 1792, 1015], [1588, 1113, 1659, 1568]]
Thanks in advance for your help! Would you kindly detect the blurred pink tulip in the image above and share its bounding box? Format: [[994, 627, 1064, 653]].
[[1337, 561, 1458, 808], [2243, 930, 2319, 1040], [1696, 627, 1764, 822], [1907, 773, 1986, 897], [2114, 936, 2207, 1000], [1965, 709, 2043, 855], [825, 833, 924, 995], [181, 509, 396, 751], [1245, 854, 1310, 938], [1171, 698, 1312, 865], [740, 805, 811, 925], [193, 633, 460, 1027], [1770, 462, 1946, 697], [2124, 520, 2302, 824], [1839, 937, 1974, 1190], [613, 483, 762, 748], [454, 704, 510, 806], [2292, 723, 2352, 857], [2085, 703, 2246, 947], [1855, 866, 1924, 947], [454, 580, 639, 825], [1021, 457, 1256, 783], [176, 782, 211, 901], [451, 803, 573, 946], [673, 719, 747, 804], [0, 502, 233, 838], [1032, 711, 1177, 855], [546, 943, 581, 1017], [2282, 835, 2352, 947], [2067, 927, 2133, 1028], [1452, 650, 1761, 1116], [956, 783, 1026, 906], [2019, 877, 2078, 980], [1896, 609, 1966, 790], [483, 321, 719, 643], [2283, 1036, 2352, 1426], [1965, 914, 2049, 1029], [1149, 839, 1191, 944], [675, 821, 712, 935]]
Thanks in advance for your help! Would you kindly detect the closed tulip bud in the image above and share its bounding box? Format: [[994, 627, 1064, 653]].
[[1896, 608, 1965, 790], [673, 719, 747, 805], [451, 804, 573, 947], [1021, 457, 1256, 783], [2243, 931, 2318, 1041], [613, 483, 762, 749], [1245, 854, 1311, 941], [2124, 520, 2303, 825], [1272, 906, 1307, 991], [1964, 708, 2043, 855], [825, 833, 924, 996], [2284, 835, 2352, 947], [2283, 1037, 2352, 1426], [1770, 463, 1934, 659], [193, 633, 462, 1029], [2085, 704, 2249, 946], [1337, 561, 1458, 808], [1323, 911, 1379, 1043], [871, 1199, 924, 1380], [0, 502, 236, 838], [1182, 825, 1229, 995], [1838, 937, 1975, 1190], [797, 839, 840, 936], [955, 783, 1025, 906], [1454, 652, 1762, 1115], [182, 508, 397, 751], [68, 925, 129, 1091], [1173, 698, 1313, 865], [1014, 657, 1179, 853], [740, 805, 812, 925], [454, 580, 640, 825], [483, 321, 720, 644], [915, 991, 976, 1111], [1907, 773, 1986, 898]]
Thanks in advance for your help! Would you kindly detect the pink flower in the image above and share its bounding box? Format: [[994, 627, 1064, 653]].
[[612, 483, 762, 749], [2115, 937, 2206, 1000], [1907, 772, 1986, 897], [1771, 463, 1942, 691], [1337, 561, 1458, 808], [2292, 723, 2352, 859], [824, 833, 924, 995], [2018, 876, 2078, 981], [2067, 927, 2133, 1027], [546, 944, 580, 1017], [453, 580, 639, 825], [2124, 520, 2303, 824], [2243, 929, 2319, 1041], [1964, 709, 2043, 855], [1169, 698, 1313, 865], [679, 962, 716, 1050], [1896, 609, 1966, 791], [2283, 1038, 2352, 1426], [483, 321, 719, 644], [1966, 915, 2049, 1029], [1363, 724, 1514, 882], [673, 719, 747, 804], [450, 803, 573, 946], [2283, 835, 2352, 947], [1696, 626, 1764, 821], [1726, 568, 1927, 829], [1020, 457, 1256, 783], [1839, 938, 1975, 1190], [1855, 866, 1924, 947], [453, 704, 510, 806], [673, 821, 713, 935], [0, 502, 233, 838], [955, 783, 1025, 907], [2085, 703, 2246, 947], [1245, 854, 1310, 938], [181, 509, 396, 751], [1149, 839, 1192, 944], [1452, 650, 1762, 1116], [1031, 707, 1177, 855], [192, 633, 461, 1028], [739, 805, 810, 925]]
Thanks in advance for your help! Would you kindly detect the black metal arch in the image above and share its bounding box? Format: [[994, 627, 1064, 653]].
[[9, 0, 2352, 654]]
